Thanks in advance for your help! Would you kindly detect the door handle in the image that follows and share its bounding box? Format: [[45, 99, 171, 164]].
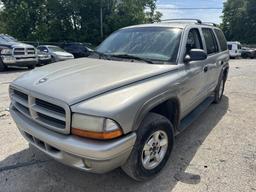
[[204, 65, 208, 72]]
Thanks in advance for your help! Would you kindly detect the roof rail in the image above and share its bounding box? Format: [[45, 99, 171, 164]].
[[159, 19, 202, 24], [203, 22, 218, 27]]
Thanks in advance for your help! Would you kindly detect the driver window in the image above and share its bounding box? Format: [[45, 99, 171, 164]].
[[186, 28, 203, 54]]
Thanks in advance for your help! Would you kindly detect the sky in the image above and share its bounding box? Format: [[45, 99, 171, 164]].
[[156, 0, 224, 24]]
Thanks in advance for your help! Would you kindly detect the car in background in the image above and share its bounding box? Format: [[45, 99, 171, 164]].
[[241, 47, 256, 59], [0, 34, 38, 71], [62, 42, 93, 58], [37, 49, 52, 65], [227, 41, 241, 59], [37, 45, 74, 62]]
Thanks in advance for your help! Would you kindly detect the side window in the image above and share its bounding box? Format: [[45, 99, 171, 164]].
[[186, 28, 203, 54], [214, 29, 228, 51], [202, 28, 219, 54]]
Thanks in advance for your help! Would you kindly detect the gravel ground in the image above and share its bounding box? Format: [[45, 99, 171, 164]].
[[0, 60, 256, 192]]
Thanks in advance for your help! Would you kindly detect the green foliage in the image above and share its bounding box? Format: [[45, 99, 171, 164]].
[[1, 0, 161, 44], [221, 0, 256, 44]]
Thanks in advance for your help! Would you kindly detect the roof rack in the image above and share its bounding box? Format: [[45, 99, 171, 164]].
[[202, 22, 218, 27], [159, 19, 202, 24]]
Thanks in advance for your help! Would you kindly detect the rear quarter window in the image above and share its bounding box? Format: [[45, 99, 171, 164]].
[[202, 28, 219, 55], [214, 29, 228, 51]]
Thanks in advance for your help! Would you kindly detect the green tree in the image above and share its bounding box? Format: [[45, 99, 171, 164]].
[[221, 0, 256, 44], [1, 0, 161, 44]]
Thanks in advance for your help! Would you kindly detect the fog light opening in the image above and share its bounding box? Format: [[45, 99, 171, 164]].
[[82, 159, 92, 169]]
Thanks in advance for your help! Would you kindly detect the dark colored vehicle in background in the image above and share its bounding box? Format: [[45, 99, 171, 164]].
[[0, 34, 38, 71], [62, 42, 93, 58], [241, 47, 256, 59]]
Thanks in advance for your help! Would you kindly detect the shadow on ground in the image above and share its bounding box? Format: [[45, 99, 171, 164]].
[[0, 67, 29, 74], [0, 96, 229, 191]]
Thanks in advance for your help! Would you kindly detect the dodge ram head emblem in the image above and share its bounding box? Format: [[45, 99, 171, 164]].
[[38, 77, 48, 84]]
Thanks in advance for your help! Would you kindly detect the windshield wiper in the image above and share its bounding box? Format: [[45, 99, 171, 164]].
[[92, 51, 111, 59], [110, 54, 154, 64]]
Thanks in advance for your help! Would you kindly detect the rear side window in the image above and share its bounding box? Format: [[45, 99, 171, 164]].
[[214, 29, 228, 51], [202, 28, 219, 54]]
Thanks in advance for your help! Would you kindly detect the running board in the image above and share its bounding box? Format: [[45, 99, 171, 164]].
[[178, 96, 214, 132]]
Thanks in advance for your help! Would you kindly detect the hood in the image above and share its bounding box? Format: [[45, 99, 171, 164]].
[[12, 58, 178, 105], [53, 51, 73, 57], [0, 41, 35, 48]]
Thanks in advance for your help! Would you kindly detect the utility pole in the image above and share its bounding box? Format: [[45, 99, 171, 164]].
[[100, 0, 103, 39]]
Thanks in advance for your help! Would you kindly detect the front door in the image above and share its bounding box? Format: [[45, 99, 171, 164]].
[[179, 28, 206, 118]]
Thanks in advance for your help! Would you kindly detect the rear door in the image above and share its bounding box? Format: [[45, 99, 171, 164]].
[[214, 28, 229, 81], [201, 28, 220, 94]]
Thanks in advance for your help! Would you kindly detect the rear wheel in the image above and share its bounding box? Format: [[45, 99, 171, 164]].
[[122, 113, 174, 181], [214, 75, 225, 104]]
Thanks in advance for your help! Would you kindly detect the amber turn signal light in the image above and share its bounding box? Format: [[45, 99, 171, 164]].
[[71, 128, 123, 140]]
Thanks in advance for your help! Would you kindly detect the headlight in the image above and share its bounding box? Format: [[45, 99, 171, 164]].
[[71, 113, 123, 140], [1, 48, 12, 55]]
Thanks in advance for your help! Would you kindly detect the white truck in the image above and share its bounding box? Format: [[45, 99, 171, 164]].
[[227, 41, 241, 59]]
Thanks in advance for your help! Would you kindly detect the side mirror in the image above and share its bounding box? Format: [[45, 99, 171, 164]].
[[184, 49, 207, 64]]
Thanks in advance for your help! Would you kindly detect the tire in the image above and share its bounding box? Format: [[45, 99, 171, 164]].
[[51, 56, 56, 63], [213, 74, 225, 104], [0, 60, 7, 72], [27, 64, 35, 70], [122, 113, 174, 181]]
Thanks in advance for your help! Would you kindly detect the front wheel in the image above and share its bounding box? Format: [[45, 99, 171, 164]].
[[51, 56, 56, 63], [122, 113, 174, 181], [0, 60, 7, 72], [27, 64, 35, 70]]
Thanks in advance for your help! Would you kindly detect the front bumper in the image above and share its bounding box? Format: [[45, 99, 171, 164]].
[[10, 108, 136, 173], [2, 55, 38, 66]]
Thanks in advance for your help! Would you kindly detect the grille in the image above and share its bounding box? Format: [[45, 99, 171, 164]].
[[13, 48, 24, 54], [13, 47, 36, 57], [10, 88, 70, 134], [27, 48, 36, 55]]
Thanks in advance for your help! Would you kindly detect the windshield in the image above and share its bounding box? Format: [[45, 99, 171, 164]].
[[48, 46, 65, 52], [97, 27, 182, 63]]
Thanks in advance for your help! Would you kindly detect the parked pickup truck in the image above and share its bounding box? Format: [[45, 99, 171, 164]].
[[10, 19, 229, 181], [0, 34, 38, 71]]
